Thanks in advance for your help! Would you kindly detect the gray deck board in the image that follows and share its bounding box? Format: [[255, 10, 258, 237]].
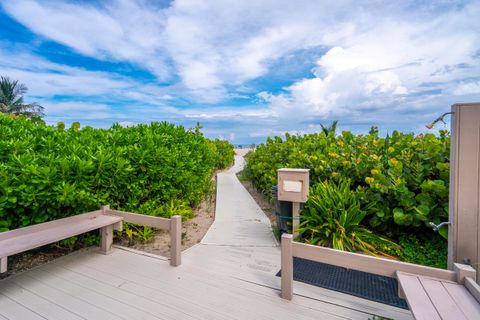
[[10, 274, 121, 320], [0, 293, 47, 320], [443, 281, 480, 319], [43, 250, 351, 319], [1, 281, 83, 320]]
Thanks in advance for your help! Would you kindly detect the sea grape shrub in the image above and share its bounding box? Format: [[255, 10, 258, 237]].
[[209, 139, 235, 169], [244, 129, 450, 233], [0, 114, 234, 230]]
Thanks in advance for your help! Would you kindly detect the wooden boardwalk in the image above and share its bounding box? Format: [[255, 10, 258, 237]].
[[0, 154, 413, 320]]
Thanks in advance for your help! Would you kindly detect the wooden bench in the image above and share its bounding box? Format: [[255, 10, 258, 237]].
[[280, 233, 480, 319], [397, 270, 480, 320], [0, 208, 123, 273], [0, 205, 182, 274]]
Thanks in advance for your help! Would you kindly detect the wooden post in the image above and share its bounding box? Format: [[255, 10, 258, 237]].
[[170, 215, 181, 267], [101, 205, 110, 214], [449, 103, 480, 283], [292, 202, 300, 238], [101, 204, 123, 231], [100, 225, 114, 255], [0, 257, 7, 273], [281, 233, 293, 300], [454, 263, 476, 284]]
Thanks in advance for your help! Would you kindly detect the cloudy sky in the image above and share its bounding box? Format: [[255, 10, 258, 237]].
[[1, 0, 479, 143]]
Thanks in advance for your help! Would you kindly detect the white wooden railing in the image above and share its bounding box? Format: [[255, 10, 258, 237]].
[[102, 205, 182, 266], [280, 233, 474, 300]]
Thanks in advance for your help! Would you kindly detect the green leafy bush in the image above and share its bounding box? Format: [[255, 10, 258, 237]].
[[298, 179, 397, 257], [368, 232, 448, 268], [0, 114, 234, 231], [134, 199, 194, 219], [398, 233, 447, 268], [210, 139, 235, 169], [244, 127, 450, 232]]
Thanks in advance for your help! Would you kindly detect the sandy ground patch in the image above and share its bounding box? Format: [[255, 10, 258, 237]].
[[234, 148, 253, 157], [116, 194, 216, 256]]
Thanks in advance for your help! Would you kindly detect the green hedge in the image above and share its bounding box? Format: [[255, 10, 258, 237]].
[[209, 139, 235, 169], [0, 114, 234, 231], [244, 127, 450, 234]]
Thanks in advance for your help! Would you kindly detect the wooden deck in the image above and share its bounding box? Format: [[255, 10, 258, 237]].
[[0, 245, 412, 320], [0, 155, 413, 319]]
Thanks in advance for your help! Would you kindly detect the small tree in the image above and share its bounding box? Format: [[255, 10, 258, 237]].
[[0, 76, 44, 117], [320, 120, 338, 136]]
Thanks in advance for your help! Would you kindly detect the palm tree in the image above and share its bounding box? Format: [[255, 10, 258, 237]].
[[0, 76, 44, 117], [320, 120, 338, 136]]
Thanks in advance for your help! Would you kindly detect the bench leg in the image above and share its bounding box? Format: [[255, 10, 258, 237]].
[[100, 225, 114, 255], [0, 257, 7, 273], [170, 215, 182, 267]]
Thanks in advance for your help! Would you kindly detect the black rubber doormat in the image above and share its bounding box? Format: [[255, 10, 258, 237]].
[[276, 257, 408, 309]]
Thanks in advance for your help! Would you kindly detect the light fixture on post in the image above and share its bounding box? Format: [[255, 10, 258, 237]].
[[277, 168, 310, 238]]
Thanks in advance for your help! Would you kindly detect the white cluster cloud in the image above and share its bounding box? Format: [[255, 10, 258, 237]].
[[1, 0, 480, 142], [2, 0, 170, 79], [260, 3, 480, 124], [0, 47, 135, 97]]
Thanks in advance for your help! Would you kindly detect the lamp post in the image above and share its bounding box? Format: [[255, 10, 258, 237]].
[[277, 168, 310, 238]]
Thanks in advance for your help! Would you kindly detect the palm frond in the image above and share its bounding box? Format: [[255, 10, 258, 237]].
[[298, 178, 398, 257], [0, 76, 44, 117]]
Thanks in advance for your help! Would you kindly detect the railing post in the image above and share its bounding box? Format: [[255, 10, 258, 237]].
[[170, 215, 182, 266], [0, 257, 7, 273], [454, 263, 477, 284], [281, 233, 293, 300], [101, 205, 122, 231]]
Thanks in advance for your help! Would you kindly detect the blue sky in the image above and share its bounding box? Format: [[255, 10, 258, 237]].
[[1, 0, 479, 143]]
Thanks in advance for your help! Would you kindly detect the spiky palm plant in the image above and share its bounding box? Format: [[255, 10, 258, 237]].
[[320, 120, 338, 136], [0, 76, 44, 117], [297, 178, 398, 257]]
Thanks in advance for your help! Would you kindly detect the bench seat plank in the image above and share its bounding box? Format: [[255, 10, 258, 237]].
[[443, 281, 480, 319], [398, 271, 480, 320], [419, 277, 468, 320], [0, 214, 123, 258], [396, 272, 441, 320], [0, 210, 102, 241]]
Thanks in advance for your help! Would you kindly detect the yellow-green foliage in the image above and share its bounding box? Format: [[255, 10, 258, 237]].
[[0, 114, 234, 231], [209, 139, 236, 169], [244, 127, 450, 232]]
